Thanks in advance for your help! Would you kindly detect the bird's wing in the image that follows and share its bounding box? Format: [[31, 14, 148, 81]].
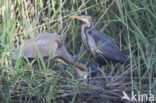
[[91, 29, 127, 62], [12, 33, 59, 60]]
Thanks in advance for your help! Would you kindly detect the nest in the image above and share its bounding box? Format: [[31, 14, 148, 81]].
[[50, 66, 135, 103]]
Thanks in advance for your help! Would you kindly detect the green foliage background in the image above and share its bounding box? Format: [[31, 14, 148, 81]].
[[0, 0, 155, 102]]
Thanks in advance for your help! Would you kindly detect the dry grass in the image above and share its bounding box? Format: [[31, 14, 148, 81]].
[[0, 0, 155, 102]]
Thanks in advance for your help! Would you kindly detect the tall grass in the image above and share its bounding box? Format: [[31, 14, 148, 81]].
[[0, 0, 155, 102]]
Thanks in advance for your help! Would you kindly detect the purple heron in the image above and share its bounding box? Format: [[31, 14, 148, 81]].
[[69, 15, 127, 66], [12, 33, 98, 77]]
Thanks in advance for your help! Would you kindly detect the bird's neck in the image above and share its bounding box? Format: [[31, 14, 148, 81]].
[[56, 55, 87, 71], [56, 46, 87, 71], [83, 20, 94, 34], [81, 21, 94, 46]]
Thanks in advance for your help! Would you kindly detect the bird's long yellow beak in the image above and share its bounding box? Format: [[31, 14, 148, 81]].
[[69, 15, 86, 21]]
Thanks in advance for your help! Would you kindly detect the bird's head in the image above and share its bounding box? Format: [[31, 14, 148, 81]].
[[69, 15, 92, 25]]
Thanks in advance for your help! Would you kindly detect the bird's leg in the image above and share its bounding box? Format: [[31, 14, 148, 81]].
[[110, 60, 114, 69], [101, 65, 109, 73], [101, 66, 105, 72]]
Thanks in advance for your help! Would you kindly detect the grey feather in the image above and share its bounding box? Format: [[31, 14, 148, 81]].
[[91, 29, 127, 62], [12, 33, 60, 60]]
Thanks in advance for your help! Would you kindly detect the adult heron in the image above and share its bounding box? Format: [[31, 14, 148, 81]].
[[69, 15, 127, 66], [12, 33, 90, 76]]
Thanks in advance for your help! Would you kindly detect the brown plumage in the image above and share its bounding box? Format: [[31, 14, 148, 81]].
[[12, 33, 88, 71], [12, 33, 100, 78], [69, 15, 127, 65]]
